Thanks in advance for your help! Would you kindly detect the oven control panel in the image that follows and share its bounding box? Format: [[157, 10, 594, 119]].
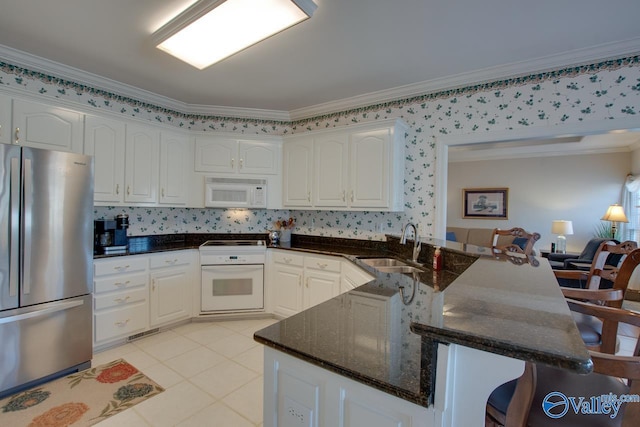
[[200, 253, 266, 265]]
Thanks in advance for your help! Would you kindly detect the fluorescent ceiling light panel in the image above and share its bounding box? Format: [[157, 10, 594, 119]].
[[154, 0, 317, 69]]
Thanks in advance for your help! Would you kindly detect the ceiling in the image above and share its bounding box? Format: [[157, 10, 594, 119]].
[[1, 0, 640, 117]]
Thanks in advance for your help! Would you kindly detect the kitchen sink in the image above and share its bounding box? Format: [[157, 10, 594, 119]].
[[374, 265, 424, 274], [359, 257, 409, 268]]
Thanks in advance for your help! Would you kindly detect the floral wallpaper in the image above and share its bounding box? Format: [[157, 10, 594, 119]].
[[2, 56, 639, 240]]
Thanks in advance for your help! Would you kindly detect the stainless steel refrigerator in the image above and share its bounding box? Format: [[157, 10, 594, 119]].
[[0, 143, 94, 398]]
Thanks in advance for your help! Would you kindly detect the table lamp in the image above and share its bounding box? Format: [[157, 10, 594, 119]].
[[601, 204, 628, 239], [551, 220, 573, 253]]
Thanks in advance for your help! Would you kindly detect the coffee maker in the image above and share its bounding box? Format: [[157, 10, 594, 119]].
[[94, 214, 129, 254]]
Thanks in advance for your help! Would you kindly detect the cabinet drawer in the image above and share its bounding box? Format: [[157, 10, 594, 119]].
[[272, 251, 304, 267], [305, 255, 341, 273], [94, 272, 148, 294], [94, 288, 147, 311], [94, 257, 147, 277], [149, 251, 192, 269], [94, 302, 148, 343]]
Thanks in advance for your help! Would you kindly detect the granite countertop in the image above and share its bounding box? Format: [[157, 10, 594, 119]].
[[94, 232, 591, 408], [254, 235, 592, 407]]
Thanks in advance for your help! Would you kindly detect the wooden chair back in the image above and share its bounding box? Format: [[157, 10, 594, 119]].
[[554, 241, 638, 293], [491, 227, 541, 256], [487, 301, 640, 427]]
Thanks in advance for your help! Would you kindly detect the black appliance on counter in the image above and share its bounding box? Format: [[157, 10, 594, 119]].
[[94, 214, 129, 254]]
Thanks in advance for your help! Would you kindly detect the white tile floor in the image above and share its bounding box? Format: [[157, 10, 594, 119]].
[[93, 318, 278, 427]]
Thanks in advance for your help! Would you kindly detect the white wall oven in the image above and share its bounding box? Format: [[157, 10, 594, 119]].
[[199, 240, 266, 313]]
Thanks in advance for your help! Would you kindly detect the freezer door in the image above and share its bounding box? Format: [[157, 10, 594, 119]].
[[21, 148, 94, 306], [0, 295, 92, 396], [0, 143, 21, 311]]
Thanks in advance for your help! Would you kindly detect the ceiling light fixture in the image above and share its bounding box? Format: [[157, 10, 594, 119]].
[[153, 0, 317, 70]]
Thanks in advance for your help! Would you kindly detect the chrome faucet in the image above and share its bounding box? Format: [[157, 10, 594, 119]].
[[400, 222, 421, 263]]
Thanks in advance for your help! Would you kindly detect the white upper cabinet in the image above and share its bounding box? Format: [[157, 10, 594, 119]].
[[84, 115, 126, 203], [0, 93, 11, 145], [12, 98, 84, 153], [283, 137, 314, 207], [125, 123, 160, 204], [314, 133, 349, 207], [283, 119, 407, 211], [350, 128, 391, 209], [194, 136, 280, 175], [159, 131, 189, 205]]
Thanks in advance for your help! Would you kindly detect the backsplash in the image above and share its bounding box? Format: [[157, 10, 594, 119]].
[[3, 55, 640, 240]]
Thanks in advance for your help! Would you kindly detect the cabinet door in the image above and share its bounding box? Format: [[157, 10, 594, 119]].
[[194, 136, 237, 173], [314, 134, 348, 207], [304, 270, 339, 310], [12, 99, 83, 152], [350, 128, 390, 208], [272, 264, 304, 317], [125, 123, 160, 203], [238, 140, 279, 174], [0, 94, 11, 145], [283, 138, 313, 207], [84, 115, 126, 203], [150, 267, 191, 327], [159, 131, 189, 205]]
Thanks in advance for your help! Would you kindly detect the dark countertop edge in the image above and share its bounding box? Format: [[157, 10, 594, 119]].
[[254, 334, 430, 407], [409, 323, 593, 375]]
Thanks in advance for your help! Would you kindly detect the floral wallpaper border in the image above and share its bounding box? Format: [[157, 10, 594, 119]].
[[2, 51, 640, 240]]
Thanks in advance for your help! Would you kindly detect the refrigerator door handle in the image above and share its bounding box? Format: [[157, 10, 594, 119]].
[[9, 156, 20, 298], [0, 298, 84, 325], [22, 157, 32, 295]]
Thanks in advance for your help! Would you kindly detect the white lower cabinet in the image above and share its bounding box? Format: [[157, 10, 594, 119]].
[[93, 255, 149, 347], [149, 251, 194, 327], [270, 250, 343, 318], [93, 250, 197, 349], [264, 348, 430, 427], [269, 250, 375, 318]]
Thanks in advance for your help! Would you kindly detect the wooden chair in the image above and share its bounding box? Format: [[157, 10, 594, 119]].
[[553, 240, 638, 290], [491, 227, 541, 256], [562, 247, 640, 353], [486, 301, 640, 427]]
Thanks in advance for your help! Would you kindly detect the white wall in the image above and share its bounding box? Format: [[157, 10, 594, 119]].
[[447, 152, 630, 253]]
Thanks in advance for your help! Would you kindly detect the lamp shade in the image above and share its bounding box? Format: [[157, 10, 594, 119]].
[[601, 204, 629, 223], [551, 220, 574, 235]]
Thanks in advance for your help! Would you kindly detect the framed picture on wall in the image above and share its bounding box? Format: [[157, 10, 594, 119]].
[[463, 188, 508, 219]]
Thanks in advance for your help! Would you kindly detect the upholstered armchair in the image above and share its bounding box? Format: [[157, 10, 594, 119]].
[[547, 237, 617, 269]]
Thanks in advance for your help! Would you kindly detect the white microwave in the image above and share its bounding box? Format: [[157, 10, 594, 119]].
[[204, 177, 267, 208]]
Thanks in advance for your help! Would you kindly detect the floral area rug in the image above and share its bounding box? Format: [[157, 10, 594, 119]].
[[0, 359, 164, 426]]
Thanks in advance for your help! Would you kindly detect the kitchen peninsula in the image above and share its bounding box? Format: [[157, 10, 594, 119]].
[[254, 237, 591, 427]]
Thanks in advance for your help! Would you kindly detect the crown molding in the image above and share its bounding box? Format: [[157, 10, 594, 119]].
[[289, 37, 640, 120], [0, 43, 290, 122], [2, 37, 640, 123]]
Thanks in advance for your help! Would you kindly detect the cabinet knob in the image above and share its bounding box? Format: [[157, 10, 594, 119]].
[[114, 296, 130, 303], [114, 280, 130, 287], [317, 263, 328, 269], [161, 188, 165, 197], [114, 265, 130, 271], [350, 190, 354, 202], [127, 186, 131, 195], [14, 127, 19, 145], [239, 158, 244, 169], [231, 158, 235, 168], [116, 184, 120, 195], [307, 192, 311, 202], [342, 191, 345, 202]]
